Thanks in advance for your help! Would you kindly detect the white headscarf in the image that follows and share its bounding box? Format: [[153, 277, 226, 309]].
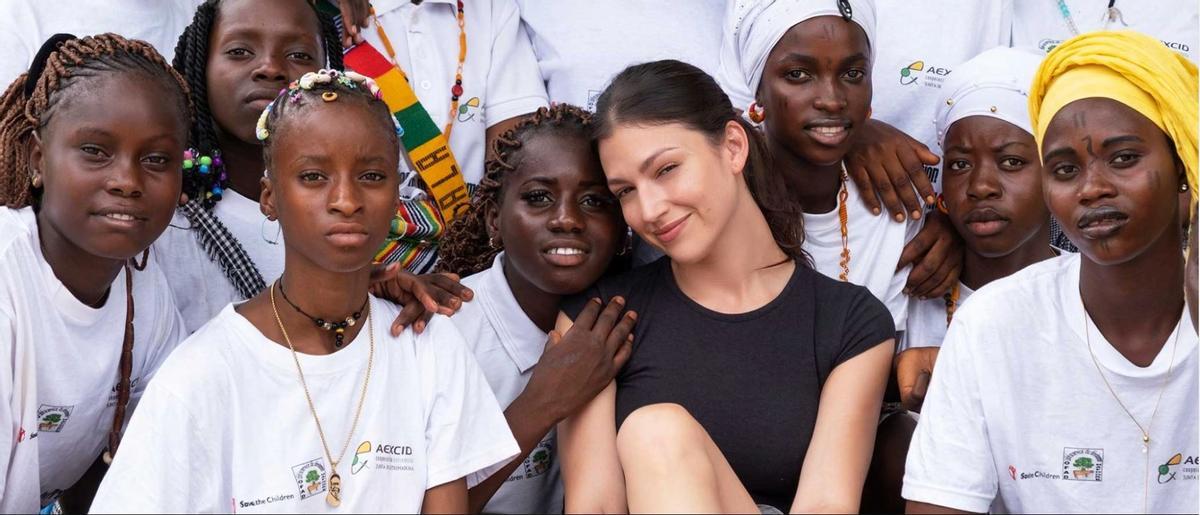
[[718, 0, 877, 112], [933, 46, 1044, 149]]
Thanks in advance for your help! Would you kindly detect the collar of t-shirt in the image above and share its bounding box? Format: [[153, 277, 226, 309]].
[[22, 207, 129, 326], [1057, 253, 1198, 379], [225, 300, 375, 377], [476, 253, 545, 373]]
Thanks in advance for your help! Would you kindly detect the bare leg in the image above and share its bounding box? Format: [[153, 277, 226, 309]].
[[616, 403, 760, 514], [861, 411, 917, 514]]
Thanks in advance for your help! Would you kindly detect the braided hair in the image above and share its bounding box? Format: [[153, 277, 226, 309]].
[[172, 0, 344, 207], [437, 105, 600, 277], [0, 33, 192, 208]]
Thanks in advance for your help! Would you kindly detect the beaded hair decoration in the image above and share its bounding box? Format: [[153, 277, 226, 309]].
[[254, 69, 401, 142]]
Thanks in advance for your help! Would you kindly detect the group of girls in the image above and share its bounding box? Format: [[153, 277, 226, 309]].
[[0, 0, 1197, 514]]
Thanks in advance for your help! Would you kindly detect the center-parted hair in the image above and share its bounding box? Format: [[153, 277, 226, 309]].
[[437, 105, 598, 277], [0, 34, 192, 208], [592, 59, 809, 266], [172, 0, 344, 206]]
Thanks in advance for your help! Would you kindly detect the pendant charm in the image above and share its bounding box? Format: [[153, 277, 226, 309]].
[[326, 473, 342, 507]]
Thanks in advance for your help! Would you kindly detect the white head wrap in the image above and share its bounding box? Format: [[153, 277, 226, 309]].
[[933, 46, 1044, 149], [717, 0, 876, 112]]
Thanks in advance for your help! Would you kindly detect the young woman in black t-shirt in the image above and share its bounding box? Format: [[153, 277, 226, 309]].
[[556, 60, 895, 513]]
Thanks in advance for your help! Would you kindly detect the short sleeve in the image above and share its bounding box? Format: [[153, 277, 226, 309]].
[[90, 381, 225, 513], [483, 0, 549, 126], [902, 316, 998, 513], [834, 288, 896, 367], [419, 316, 519, 488]]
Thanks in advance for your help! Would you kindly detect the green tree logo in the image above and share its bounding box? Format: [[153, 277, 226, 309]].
[[39, 413, 62, 430], [1073, 456, 1094, 470], [305, 469, 320, 493]]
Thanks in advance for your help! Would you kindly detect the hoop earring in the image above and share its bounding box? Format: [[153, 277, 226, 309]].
[[617, 229, 634, 256], [747, 102, 766, 124], [489, 236, 502, 249], [130, 249, 150, 271], [262, 217, 281, 245], [935, 194, 950, 215]]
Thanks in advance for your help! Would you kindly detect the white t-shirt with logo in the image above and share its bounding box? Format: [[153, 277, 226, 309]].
[[453, 253, 563, 513], [359, 0, 549, 185], [803, 179, 919, 331], [0, 0, 204, 87], [0, 207, 185, 512], [154, 189, 286, 333], [899, 282, 974, 352], [1012, 0, 1198, 61], [90, 298, 519, 513], [903, 254, 1200, 513], [515, 0, 726, 111], [870, 0, 1013, 191]]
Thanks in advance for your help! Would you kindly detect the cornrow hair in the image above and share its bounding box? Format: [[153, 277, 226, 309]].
[[437, 104, 596, 277], [258, 72, 399, 169], [172, 0, 345, 207], [0, 33, 192, 209]]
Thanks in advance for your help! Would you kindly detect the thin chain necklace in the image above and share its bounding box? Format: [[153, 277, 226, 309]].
[[270, 282, 375, 508], [1082, 307, 1181, 513], [836, 162, 851, 282], [370, 1, 467, 138]]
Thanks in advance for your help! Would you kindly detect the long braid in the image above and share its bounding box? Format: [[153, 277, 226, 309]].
[[0, 34, 192, 208], [437, 105, 595, 277], [173, 0, 345, 207]]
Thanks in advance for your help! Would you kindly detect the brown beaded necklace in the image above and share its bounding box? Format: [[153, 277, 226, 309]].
[[101, 249, 149, 464]]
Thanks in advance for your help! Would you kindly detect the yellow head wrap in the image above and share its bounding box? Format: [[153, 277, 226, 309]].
[[1028, 30, 1198, 206]]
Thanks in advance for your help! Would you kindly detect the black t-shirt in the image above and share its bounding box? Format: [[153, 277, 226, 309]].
[[562, 258, 894, 509]]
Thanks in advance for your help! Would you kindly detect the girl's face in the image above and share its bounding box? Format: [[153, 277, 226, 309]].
[[942, 116, 1047, 258], [261, 100, 400, 273], [1042, 97, 1185, 265], [758, 17, 872, 167], [599, 121, 749, 265], [31, 75, 187, 261], [486, 132, 623, 295], [207, 0, 325, 145]]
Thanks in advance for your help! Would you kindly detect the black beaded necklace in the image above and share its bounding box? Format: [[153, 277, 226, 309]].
[[277, 280, 367, 348]]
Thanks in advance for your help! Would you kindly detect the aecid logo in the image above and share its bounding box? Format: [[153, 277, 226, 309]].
[[899, 61, 924, 85], [899, 60, 951, 87], [1158, 453, 1200, 483]]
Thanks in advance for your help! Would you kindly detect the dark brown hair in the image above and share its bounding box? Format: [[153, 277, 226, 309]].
[[593, 59, 809, 265]]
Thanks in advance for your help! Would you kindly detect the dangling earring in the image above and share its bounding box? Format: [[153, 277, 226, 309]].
[[261, 216, 281, 245], [29, 170, 40, 189], [747, 102, 766, 124], [617, 228, 634, 256], [130, 249, 150, 271], [935, 193, 950, 215]]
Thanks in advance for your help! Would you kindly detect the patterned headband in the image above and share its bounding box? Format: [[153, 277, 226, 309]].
[[255, 69, 401, 141]]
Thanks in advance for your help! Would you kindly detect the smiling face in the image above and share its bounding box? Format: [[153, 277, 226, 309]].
[[757, 16, 872, 166], [31, 74, 187, 261], [599, 121, 749, 265], [942, 116, 1048, 258], [206, 0, 325, 145], [1041, 97, 1185, 265], [486, 132, 623, 295], [262, 99, 400, 273]]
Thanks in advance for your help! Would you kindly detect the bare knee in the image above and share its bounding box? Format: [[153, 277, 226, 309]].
[[616, 403, 705, 469]]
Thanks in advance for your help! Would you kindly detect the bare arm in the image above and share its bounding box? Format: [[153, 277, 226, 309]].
[[423, 478, 468, 514], [556, 311, 628, 514], [791, 340, 894, 514]]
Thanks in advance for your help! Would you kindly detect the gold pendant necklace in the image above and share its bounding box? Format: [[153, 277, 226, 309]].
[[270, 282, 375, 508], [1082, 307, 1181, 513]]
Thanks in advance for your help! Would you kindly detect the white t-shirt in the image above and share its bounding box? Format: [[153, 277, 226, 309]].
[[515, 0, 726, 111], [1012, 0, 1198, 61], [870, 0, 1013, 191], [0, 207, 185, 512], [358, 0, 549, 185], [454, 253, 563, 514], [154, 190, 286, 333], [904, 254, 1200, 513], [90, 298, 519, 513], [899, 282, 974, 352], [803, 179, 919, 331], [0, 0, 203, 87]]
